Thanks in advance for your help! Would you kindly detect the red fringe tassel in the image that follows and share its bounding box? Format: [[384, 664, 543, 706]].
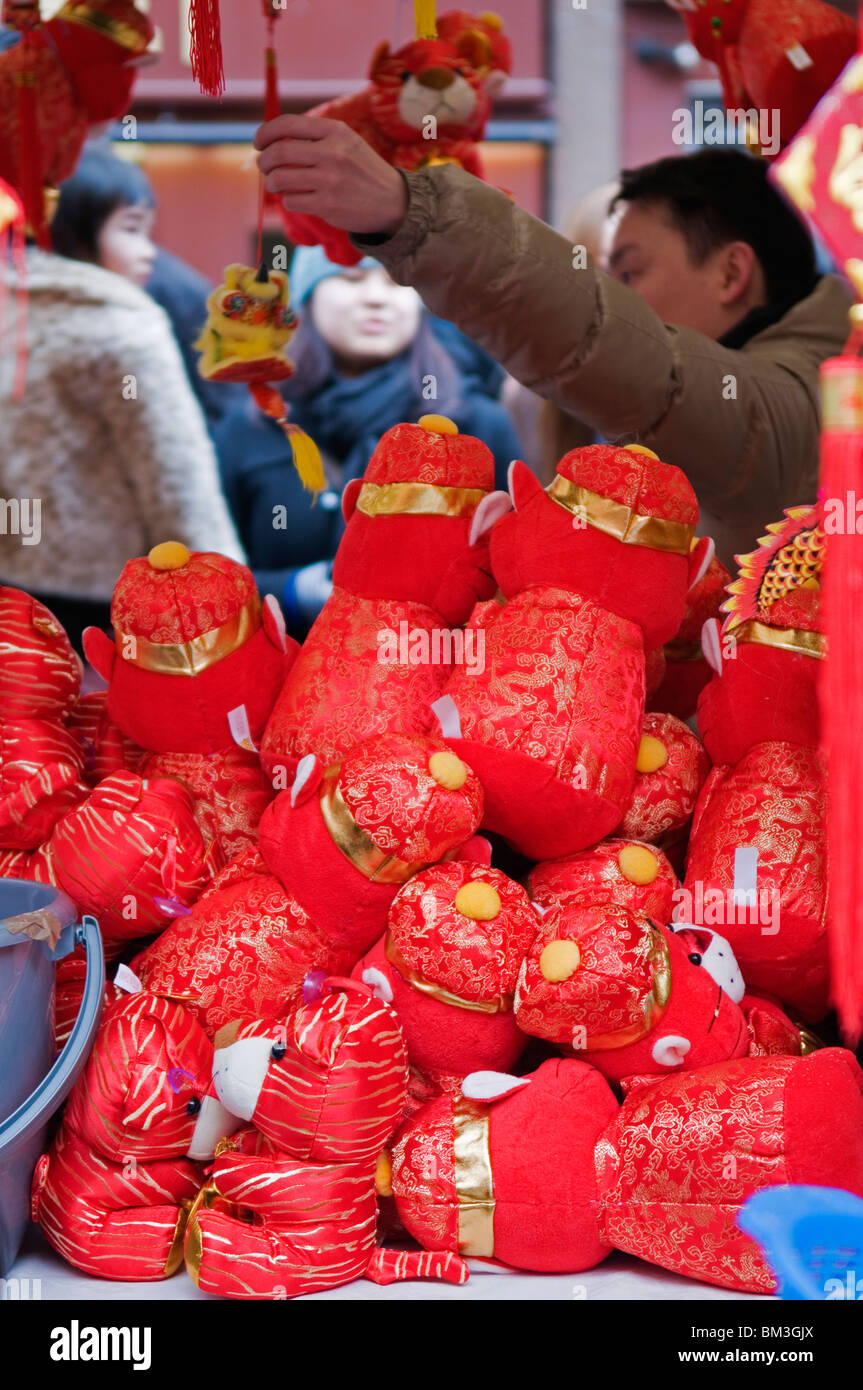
[[819, 352, 863, 1042]]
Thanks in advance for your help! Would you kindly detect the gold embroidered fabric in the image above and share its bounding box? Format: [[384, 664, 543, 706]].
[[356, 481, 485, 518], [115, 596, 262, 676], [547, 477, 695, 555], [453, 1096, 496, 1257]]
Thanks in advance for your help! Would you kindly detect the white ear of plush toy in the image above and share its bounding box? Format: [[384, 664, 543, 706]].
[[461, 1071, 531, 1102], [650, 1035, 692, 1069], [469, 490, 512, 545], [290, 753, 323, 807], [361, 967, 394, 1004]]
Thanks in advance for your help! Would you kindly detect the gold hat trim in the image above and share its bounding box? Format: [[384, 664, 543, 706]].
[[58, 1, 151, 53], [115, 594, 261, 676], [318, 768, 428, 884], [357, 481, 486, 519], [730, 618, 825, 660], [547, 476, 695, 556]]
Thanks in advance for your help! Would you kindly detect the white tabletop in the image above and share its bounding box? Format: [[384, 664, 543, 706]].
[[6, 1227, 768, 1302]]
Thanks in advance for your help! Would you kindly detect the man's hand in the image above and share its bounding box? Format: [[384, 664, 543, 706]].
[[255, 114, 408, 237]]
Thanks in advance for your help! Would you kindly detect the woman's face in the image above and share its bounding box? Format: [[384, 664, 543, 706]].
[[310, 266, 423, 370], [97, 201, 157, 286]]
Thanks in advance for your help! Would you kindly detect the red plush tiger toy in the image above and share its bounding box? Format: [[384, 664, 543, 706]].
[[281, 21, 500, 266]]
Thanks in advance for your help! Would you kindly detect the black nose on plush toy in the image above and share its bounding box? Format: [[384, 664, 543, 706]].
[[418, 67, 456, 90]]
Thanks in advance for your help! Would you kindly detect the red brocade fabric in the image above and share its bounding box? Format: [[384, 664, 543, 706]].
[[515, 910, 753, 1080], [683, 742, 828, 1019], [365, 421, 494, 489], [528, 839, 678, 921], [391, 1052, 863, 1288], [262, 423, 495, 780], [189, 1142, 380, 1300], [0, 719, 87, 849], [141, 747, 273, 862], [260, 589, 447, 782], [0, 587, 82, 720], [390, 1092, 460, 1253], [336, 732, 484, 867], [442, 588, 644, 858], [233, 985, 408, 1164], [557, 444, 699, 526], [110, 551, 259, 644], [132, 860, 329, 1036], [619, 712, 710, 843], [387, 862, 538, 1002], [595, 1050, 863, 1292], [66, 691, 143, 786], [47, 771, 211, 952]]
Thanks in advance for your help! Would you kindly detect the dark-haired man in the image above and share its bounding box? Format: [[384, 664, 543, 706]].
[[255, 119, 853, 561]]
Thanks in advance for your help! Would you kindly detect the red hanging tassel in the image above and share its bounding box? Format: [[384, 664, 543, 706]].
[[819, 340, 863, 1043], [0, 176, 29, 397], [188, 0, 224, 98]]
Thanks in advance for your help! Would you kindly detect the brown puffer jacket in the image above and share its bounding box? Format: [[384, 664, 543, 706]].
[[354, 165, 853, 565]]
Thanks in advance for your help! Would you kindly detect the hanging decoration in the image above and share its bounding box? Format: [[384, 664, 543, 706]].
[[773, 39, 863, 1041], [0, 175, 28, 398], [194, 0, 324, 493]]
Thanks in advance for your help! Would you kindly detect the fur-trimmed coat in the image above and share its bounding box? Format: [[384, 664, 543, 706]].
[[0, 250, 245, 601]]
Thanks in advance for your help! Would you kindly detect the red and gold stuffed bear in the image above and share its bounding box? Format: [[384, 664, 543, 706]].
[[527, 837, 680, 924], [281, 16, 504, 266], [386, 1050, 863, 1291], [132, 735, 484, 1037], [0, 587, 212, 1045], [356, 858, 539, 1112], [261, 417, 505, 784], [434, 444, 705, 860], [666, 0, 856, 154], [617, 711, 711, 872], [514, 900, 800, 1081], [683, 507, 828, 1020], [34, 992, 239, 1281], [184, 978, 408, 1299], [83, 543, 297, 863]]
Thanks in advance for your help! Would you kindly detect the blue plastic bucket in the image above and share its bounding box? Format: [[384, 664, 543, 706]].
[[0, 879, 104, 1276]]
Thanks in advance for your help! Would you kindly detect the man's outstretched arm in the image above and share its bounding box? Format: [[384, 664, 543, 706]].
[[256, 116, 847, 528]]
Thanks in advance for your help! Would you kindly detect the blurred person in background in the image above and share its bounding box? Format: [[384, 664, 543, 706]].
[[0, 144, 245, 649], [216, 246, 522, 639]]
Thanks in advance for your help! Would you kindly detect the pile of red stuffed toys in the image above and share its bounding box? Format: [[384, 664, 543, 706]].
[[3, 411, 860, 1300]]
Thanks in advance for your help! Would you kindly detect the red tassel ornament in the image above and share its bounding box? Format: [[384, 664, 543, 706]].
[[818, 343, 863, 1042], [187, 0, 224, 98]]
